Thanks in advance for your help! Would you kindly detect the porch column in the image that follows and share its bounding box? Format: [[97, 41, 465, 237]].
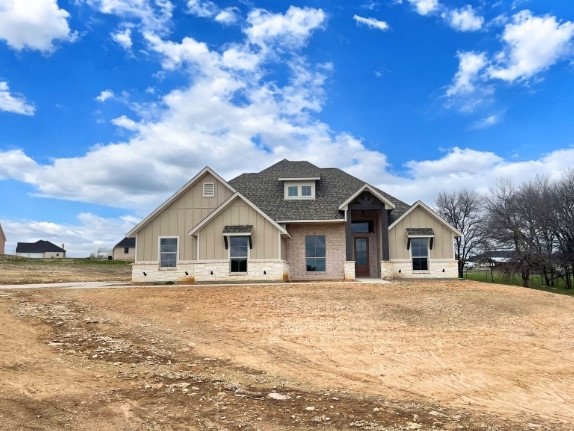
[[345, 209, 353, 260], [381, 208, 389, 261]]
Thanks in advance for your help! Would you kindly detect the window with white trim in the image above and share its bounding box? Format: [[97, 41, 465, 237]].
[[305, 235, 326, 271], [159, 237, 178, 268], [284, 182, 315, 200], [411, 238, 429, 271], [230, 236, 249, 273], [203, 182, 215, 197]]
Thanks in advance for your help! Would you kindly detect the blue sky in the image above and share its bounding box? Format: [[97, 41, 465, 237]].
[[1, 0, 573, 256]]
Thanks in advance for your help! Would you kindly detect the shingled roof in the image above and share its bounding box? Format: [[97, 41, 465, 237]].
[[16, 240, 66, 253], [114, 237, 135, 249], [229, 160, 410, 223]]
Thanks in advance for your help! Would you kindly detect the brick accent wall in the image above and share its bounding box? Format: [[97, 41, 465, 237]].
[[286, 223, 346, 280]]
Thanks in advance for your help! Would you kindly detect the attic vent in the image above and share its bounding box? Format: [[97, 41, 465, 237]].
[[203, 182, 215, 197]]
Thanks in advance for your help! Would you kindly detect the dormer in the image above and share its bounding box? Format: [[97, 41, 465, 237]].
[[279, 176, 320, 200]]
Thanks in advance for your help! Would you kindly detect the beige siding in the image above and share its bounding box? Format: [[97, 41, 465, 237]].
[[198, 198, 280, 260], [113, 246, 135, 261], [389, 206, 454, 260], [135, 173, 233, 262]]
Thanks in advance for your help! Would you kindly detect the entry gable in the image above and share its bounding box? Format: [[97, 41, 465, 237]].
[[339, 184, 396, 211]]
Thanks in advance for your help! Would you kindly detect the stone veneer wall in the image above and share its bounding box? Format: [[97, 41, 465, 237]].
[[132, 259, 289, 283], [380, 259, 458, 280], [286, 223, 346, 280]]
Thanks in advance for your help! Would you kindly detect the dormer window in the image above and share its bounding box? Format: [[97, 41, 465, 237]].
[[284, 182, 316, 200]]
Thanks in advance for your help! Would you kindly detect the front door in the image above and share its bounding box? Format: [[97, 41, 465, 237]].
[[354, 237, 369, 277]]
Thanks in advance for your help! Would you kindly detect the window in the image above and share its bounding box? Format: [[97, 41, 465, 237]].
[[124, 247, 129, 254], [203, 182, 215, 197], [305, 235, 326, 271], [159, 237, 178, 268], [351, 221, 374, 233], [230, 236, 249, 273], [411, 238, 429, 271], [284, 182, 315, 200]]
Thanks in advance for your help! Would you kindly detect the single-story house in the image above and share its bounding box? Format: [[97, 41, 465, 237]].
[[112, 237, 136, 261], [0, 222, 5, 254], [15, 240, 66, 258], [127, 160, 461, 283]]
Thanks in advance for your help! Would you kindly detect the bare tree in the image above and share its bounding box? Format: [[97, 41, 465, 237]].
[[435, 190, 484, 278]]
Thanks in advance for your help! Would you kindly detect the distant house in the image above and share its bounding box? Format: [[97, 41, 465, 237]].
[[0, 223, 6, 254], [468, 251, 514, 268], [15, 240, 66, 258], [112, 237, 135, 261]]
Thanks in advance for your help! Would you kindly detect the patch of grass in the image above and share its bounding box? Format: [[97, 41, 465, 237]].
[[465, 269, 574, 297]]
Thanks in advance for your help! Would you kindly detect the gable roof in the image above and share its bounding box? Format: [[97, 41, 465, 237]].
[[16, 240, 66, 253], [127, 166, 235, 237], [229, 160, 410, 223], [114, 237, 135, 249], [338, 184, 396, 210], [388, 200, 463, 237], [188, 192, 290, 237]]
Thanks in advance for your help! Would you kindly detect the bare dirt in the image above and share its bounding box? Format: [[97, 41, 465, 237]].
[[1, 261, 573, 430]]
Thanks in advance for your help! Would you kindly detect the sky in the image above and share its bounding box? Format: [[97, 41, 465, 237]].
[[1, 0, 574, 257]]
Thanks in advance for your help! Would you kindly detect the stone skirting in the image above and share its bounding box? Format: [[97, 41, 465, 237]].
[[380, 259, 458, 279], [132, 260, 290, 284], [344, 261, 356, 280]]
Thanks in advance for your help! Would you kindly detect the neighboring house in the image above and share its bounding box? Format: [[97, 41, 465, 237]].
[[0, 222, 5, 254], [113, 237, 136, 261], [468, 251, 514, 268], [127, 160, 461, 283], [15, 240, 66, 258]]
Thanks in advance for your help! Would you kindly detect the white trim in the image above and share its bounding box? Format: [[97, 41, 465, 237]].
[[388, 200, 463, 236], [410, 236, 430, 272], [407, 234, 435, 238], [278, 177, 320, 181], [203, 182, 215, 198], [127, 167, 235, 237], [188, 192, 290, 238], [277, 219, 344, 224], [278, 231, 282, 260], [338, 184, 396, 210], [158, 236, 179, 269], [283, 181, 316, 200], [223, 232, 252, 236], [228, 235, 250, 274]]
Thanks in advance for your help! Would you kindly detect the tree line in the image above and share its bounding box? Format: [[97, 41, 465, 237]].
[[435, 170, 574, 288]]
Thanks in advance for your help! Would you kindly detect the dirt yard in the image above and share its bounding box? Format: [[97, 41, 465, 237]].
[[1, 266, 573, 430]]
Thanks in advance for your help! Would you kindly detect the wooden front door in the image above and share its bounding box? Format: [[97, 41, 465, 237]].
[[354, 237, 370, 277]]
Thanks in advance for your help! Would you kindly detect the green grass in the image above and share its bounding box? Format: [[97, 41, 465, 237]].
[[465, 269, 574, 297]]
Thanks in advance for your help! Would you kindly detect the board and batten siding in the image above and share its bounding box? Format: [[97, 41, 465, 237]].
[[198, 199, 281, 260], [135, 173, 234, 262], [388, 206, 455, 260]]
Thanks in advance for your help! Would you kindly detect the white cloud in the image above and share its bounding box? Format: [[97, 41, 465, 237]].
[[470, 113, 502, 129], [445, 51, 492, 111], [0, 0, 75, 52], [187, 0, 217, 18], [111, 115, 139, 130], [88, 0, 173, 34], [2, 213, 140, 257], [0, 82, 35, 115], [406, 0, 440, 16], [215, 8, 238, 25], [353, 15, 390, 31], [96, 89, 115, 102], [111, 27, 133, 50], [488, 10, 574, 82], [245, 6, 325, 48], [445, 5, 484, 32]]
